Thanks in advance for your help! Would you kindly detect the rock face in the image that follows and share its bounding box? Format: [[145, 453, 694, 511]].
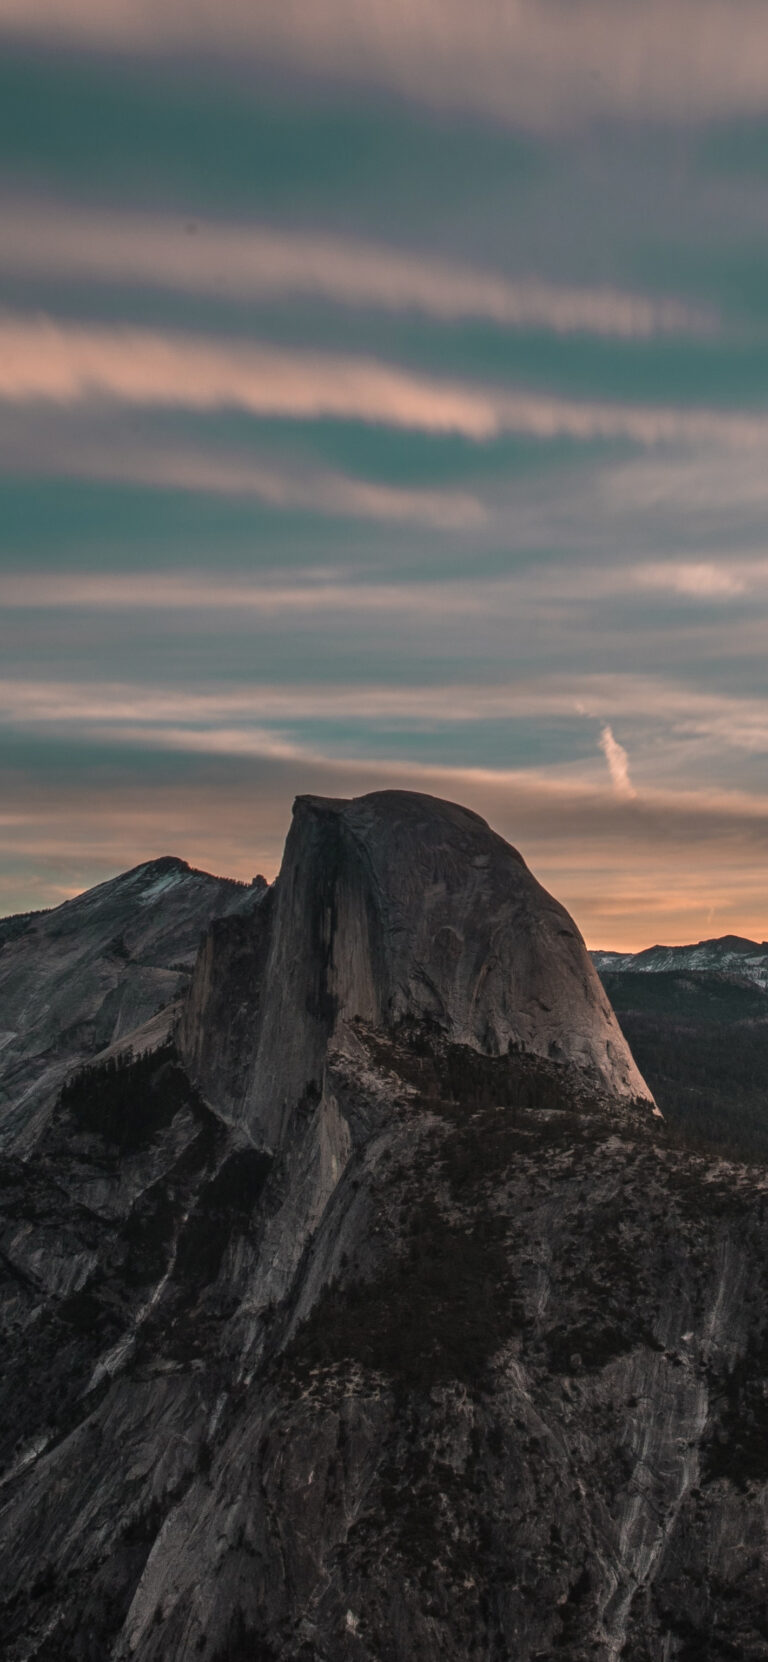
[[0, 857, 254, 1152], [3, 791, 768, 1662], [179, 791, 653, 1145]]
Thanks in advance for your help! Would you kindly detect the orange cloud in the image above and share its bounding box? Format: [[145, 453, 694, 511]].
[[633, 562, 751, 598], [0, 314, 499, 436], [3, 313, 768, 447]]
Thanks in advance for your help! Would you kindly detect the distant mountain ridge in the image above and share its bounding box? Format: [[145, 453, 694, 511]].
[[592, 934, 768, 990], [594, 935, 768, 1160]]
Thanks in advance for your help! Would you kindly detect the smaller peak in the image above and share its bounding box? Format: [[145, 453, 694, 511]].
[[617, 935, 763, 963], [61, 856, 192, 906], [134, 855, 191, 877], [699, 933, 761, 952]]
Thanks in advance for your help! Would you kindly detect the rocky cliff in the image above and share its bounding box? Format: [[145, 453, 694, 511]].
[[2, 792, 768, 1662], [0, 857, 256, 1153], [179, 791, 653, 1145]]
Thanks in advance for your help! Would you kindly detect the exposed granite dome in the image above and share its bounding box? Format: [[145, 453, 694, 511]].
[[181, 789, 653, 1145]]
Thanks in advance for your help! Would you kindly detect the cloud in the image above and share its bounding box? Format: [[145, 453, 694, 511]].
[[1, 559, 764, 623], [601, 453, 768, 523], [1, 678, 511, 726], [0, 568, 687, 620], [599, 724, 637, 800], [0, 314, 501, 437], [0, 201, 713, 340], [3, 312, 768, 448], [634, 562, 748, 598], [2, 1, 768, 130], [0, 571, 502, 614], [5, 673, 768, 759], [0, 421, 485, 530]]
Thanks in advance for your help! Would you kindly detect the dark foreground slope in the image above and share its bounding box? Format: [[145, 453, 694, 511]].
[[602, 968, 768, 1160], [2, 794, 768, 1662]]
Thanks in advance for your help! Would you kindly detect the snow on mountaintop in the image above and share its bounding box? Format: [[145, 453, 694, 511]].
[[136, 866, 193, 905], [592, 935, 768, 991]]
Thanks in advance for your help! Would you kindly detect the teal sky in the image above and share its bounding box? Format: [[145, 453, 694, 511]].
[[2, 1, 768, 947]]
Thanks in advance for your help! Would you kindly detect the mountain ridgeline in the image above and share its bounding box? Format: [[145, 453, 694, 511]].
[[593, 937, 768, 1160], [1, 792, 768, 1662]]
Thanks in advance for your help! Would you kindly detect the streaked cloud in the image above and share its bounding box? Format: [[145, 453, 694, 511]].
[[599, 724, 637, 801], [0, 568, 691, 619], [3, 313, 768, 448], [0, 314, 504, 437], [5, 671, 768, 759], [0, 671, 761, 751], [634, 562, 749, 598], [0, 422, 484, 530], [601, 452, 768, 521], [0, 561, 762, 620], [0, 201, 713, 340], [0, 571, 496, 614], [3, 1, 768, 130]]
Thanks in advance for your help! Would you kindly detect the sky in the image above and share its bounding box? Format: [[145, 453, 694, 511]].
[[1, 1, 768, 948]]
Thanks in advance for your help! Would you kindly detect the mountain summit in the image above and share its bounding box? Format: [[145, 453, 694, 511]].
[[0, 856, 252, 1152]]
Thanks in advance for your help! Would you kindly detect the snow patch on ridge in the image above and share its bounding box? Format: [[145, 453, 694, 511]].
[[593, 938, 768, 991]]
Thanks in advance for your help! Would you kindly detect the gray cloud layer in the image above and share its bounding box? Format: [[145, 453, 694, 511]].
[[3, 1, 768, 129]]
